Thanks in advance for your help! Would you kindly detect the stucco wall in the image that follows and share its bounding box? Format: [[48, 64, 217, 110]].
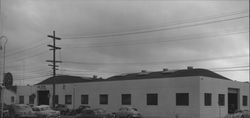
[[2, 89, 16, 104], [16, 76, 249, 118], [199, 77, 249, 118], [28, 77, 201, 118], [16, 85, 38, 105]]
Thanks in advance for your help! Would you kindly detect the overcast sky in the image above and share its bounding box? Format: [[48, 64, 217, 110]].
[[0, 0, 249, 85]]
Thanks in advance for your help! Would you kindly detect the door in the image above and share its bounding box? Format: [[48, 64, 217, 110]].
[[38, 91, 50, 105], [228, 88, 239, 114]]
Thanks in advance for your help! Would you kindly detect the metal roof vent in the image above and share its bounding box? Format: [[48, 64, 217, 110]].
[[93, 75, 98, 79], [161, 68, 177, 73], [187, 66, 194, 70], [138, 70, 149, 75], [163, 68, 168, 71]]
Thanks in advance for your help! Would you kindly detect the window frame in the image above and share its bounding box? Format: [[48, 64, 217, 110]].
[[11, 96, 15, 103], [121, 94, 131, 105], [218, 94, 225, 106], [65, 95, 72, 105], [204, 93, 212, 106], [99, 94, 108, 105], [29, 95, 35, 104], [19, 96, 24, 104], [55, 95, 59, 105], [176, 93, 189, 106], [243, 95, 248, 106], [146, 93, 158, 105], [81, 94, 89, 104]]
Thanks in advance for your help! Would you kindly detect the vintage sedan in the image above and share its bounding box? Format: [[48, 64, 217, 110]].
[[9, 104, 37, 118], [52, 104, 69, 115], [75, 108, 112, 118], [113, 107, 142, 118], [32, 105, 60, 118], [225, 110, 250, 118]]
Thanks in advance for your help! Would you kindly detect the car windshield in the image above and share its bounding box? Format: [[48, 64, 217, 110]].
[[83, 110, 94, 115], [132, 108, 138, 111], [94, 109, 105, 114], [57, 105, 65, 107], [41, 106, 51, 111], [14, 105, 32, 111]]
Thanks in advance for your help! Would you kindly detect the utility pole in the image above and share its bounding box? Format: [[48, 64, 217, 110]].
[[46, 31, 61, 108], [0, 36, 7, 118]]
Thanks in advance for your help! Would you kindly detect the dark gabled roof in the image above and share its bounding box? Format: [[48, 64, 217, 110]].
[[37, 75, 92, 85], [107, 68, 231, 81], [36, 68, 231, 85]]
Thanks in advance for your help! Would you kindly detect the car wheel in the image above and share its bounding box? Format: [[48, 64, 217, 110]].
[[112, 114, 116, 118]]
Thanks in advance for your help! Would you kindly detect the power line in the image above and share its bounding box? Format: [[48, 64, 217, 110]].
[[6, 50, 48, 63], [62, 54, 248, 66], [62, 13, 248, 39], [59, 31, 249, 48], [14, 74, 52, 81], [209, 65, 249, 70], [215, 69, 249, 72], [6, 40, 48, 57]]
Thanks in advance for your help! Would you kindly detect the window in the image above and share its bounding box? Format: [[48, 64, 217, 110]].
[[65, 95, 72, 104], [176, 93, 189, 106], [11, 96, 15, 103], [29, 95, 35, 104], [19, 96, 24, 104], [81, 95, 89, 104], [99, 94, 108, 105], [55, 95, 59, 104], [218, 94, 225, 106], [243, 96, 248, 106], [204, 93, 212, 106], [122, 94, 131, 105], [147, 93, 158, 105]]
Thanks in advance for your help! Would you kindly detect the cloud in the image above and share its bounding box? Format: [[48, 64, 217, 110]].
[[2, 0, 249, 85]]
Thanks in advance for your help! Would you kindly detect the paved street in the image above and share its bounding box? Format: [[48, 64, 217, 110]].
[[61, 116, 75, 118]]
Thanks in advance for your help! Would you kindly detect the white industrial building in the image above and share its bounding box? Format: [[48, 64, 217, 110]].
[[7, 67, 250, 118]]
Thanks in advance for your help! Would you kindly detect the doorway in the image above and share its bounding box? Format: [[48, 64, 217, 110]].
[[38, 91, 50, 105], [228, 88, 239, 114]]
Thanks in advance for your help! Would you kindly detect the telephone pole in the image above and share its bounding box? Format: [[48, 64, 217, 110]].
[[46, 31, 61, 108]]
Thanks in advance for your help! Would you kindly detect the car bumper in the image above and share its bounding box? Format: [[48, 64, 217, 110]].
[[48, 114, 61, 118], [131, 115, 142, 118], [18, 114, 37, 118]]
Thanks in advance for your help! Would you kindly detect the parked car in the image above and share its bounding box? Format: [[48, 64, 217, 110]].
[[75, 108, 112, 118], [0, 109, 10, 118], [9, 104, 37, 118], [67, 105, 90, 115], [32, 105, 60, 118], [0, 104, 10, 118], [52, 104, 69, 115], [225, 110, 250, 118], [113, 107, 142, 118], [75, 105, 91, 114]]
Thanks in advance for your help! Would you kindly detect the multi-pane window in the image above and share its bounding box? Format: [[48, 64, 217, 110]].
[[29, 95, 35, 104], [55, 95, 59, 105], [243, 96, 248, 106], [176, 93, 189, 106], [11, 96, 15, 103], [122, 94, 131, 105], [19, 96, 24, 104], [81, 95, 89, 104], [65, 95, 72, 104], [218, 94, 225, 106], [204, 93, 212, 106], [100, 94, 108, 105], [147, 93, 158, 105]]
